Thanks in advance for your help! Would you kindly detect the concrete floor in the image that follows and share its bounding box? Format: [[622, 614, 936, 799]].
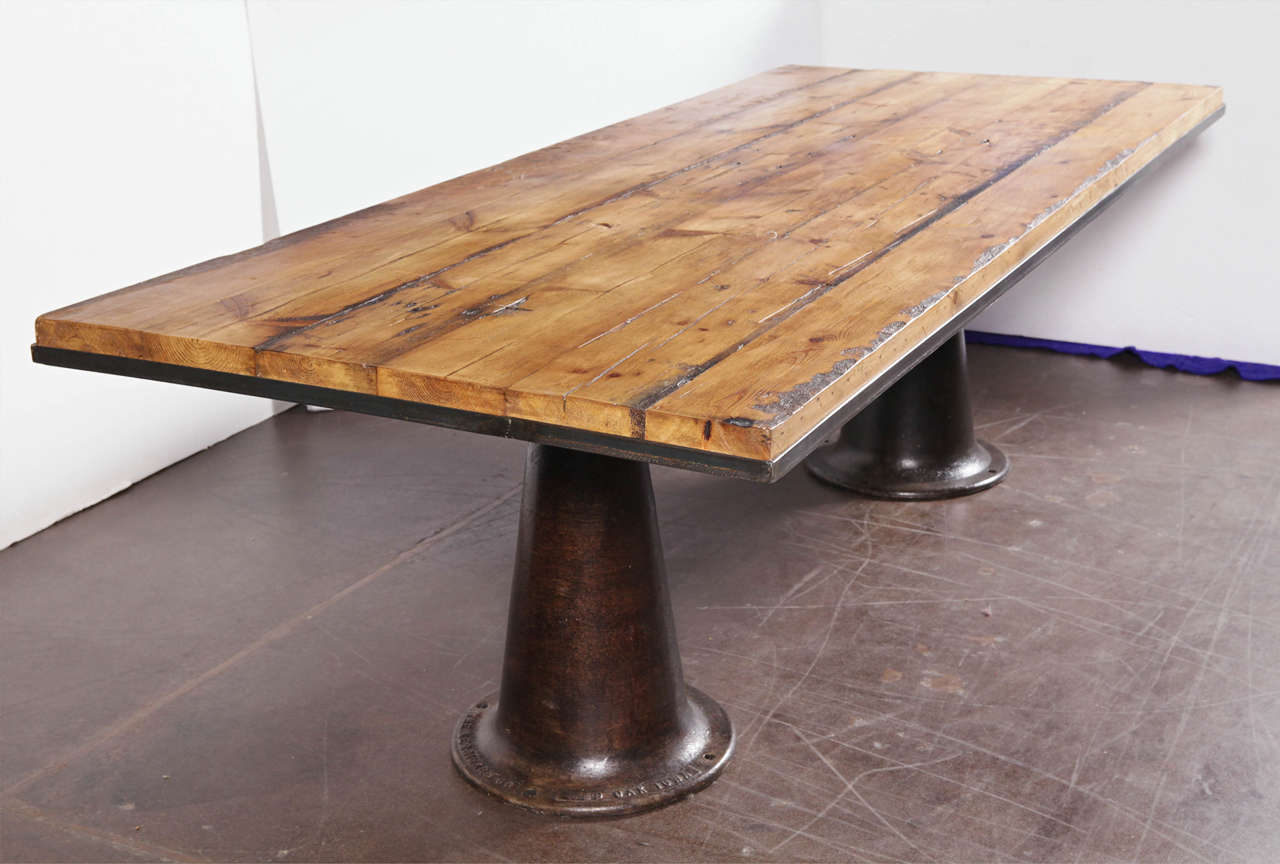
[[2, 345, 1279, 863]]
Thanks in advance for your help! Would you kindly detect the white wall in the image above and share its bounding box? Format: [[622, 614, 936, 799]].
[[0, 2, 277, 549], [247, 0, 822, 233], [819, 0, 1279, 365]]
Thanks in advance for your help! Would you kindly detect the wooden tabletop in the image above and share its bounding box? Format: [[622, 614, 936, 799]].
[[34, 66, 1222, 478]]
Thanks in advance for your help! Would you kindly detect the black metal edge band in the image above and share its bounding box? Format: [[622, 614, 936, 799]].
[[767, 103, 1226, 481], [31, 105, 1223, 484], [28, 345, 774, 482]]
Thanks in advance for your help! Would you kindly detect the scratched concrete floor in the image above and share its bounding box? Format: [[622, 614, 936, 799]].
[[2, 345, 1279, 863]]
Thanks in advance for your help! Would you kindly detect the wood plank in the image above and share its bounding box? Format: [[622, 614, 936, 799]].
[[34, 68, 1224, 466]]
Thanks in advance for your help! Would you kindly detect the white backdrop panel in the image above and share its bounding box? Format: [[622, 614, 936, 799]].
[[248, 0, 821, 233], [1, 1, 275, 548], [820, 0, 1278, 364]]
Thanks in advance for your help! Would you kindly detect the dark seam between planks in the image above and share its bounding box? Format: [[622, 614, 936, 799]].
[[627, 81, 1152, 424], [244, 73, 924, 358]]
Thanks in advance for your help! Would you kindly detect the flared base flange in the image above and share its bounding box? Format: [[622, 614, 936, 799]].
[[452, 686, 733, 817], [806, 438, 1008, 500]]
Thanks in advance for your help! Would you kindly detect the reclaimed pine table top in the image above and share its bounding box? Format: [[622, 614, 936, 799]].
[[34, 66, 1223, 479]]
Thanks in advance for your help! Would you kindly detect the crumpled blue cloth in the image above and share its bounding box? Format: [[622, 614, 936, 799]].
[[965, 331, 1280, 382]]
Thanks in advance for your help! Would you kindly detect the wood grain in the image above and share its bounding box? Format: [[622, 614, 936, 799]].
[[34, 66, 1224, 462]]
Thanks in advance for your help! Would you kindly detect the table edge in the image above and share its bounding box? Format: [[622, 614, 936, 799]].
[[29, 343, 776, 481], [31, 105, 1224, 484]]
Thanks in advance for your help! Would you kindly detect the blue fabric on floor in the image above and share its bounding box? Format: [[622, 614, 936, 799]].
[[964, 331, 1280, 382]]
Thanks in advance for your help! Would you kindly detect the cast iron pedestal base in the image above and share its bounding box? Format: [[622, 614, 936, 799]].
[[451, 445, 733, 817], [806, 332, 1008, 500]]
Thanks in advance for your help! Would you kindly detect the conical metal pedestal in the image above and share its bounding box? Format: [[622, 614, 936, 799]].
[[805, 332, 1008, 500], [452, 445, 732, 817]]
